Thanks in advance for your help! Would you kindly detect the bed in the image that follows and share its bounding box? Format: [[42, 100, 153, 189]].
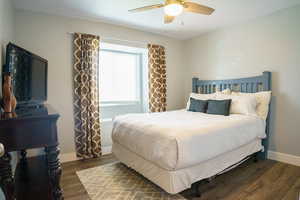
[[112, 72, 272, 195]]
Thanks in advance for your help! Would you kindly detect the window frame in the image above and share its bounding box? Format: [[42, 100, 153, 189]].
[[99, 48, 144, 107]]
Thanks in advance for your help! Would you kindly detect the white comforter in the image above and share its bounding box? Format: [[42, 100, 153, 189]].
[[112, 110, 266, 170]]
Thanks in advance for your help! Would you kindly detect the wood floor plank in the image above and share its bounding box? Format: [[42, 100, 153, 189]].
[[282, 176, 300, 200], [242, 163, 300, 200], [60, 155, 300, 200]]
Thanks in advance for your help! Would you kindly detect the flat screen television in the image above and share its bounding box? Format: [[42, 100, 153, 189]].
[[4, 43, 47, 106]]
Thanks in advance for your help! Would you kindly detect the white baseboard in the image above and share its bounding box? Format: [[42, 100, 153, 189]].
[[59, 145, 112, 163], [268, 151, 300, 167]]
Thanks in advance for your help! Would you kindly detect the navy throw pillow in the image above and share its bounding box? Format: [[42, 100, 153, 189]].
[[188, 98, 208, 113], [207, 99, 232, 116]]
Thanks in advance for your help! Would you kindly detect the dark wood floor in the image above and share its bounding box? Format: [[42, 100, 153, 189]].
[[61, 154, 300, 200]]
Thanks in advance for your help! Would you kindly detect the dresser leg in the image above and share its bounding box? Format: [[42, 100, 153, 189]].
[[45, 146, 64, 200], [0, 153, 15, 200]]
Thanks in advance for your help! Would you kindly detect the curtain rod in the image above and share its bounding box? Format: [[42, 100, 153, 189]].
[[67, 32, 148, 46]]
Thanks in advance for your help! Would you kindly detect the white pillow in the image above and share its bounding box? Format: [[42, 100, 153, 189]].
[[186, 93, 216, 110], [216, 94, 257, 116], [216, 88, 231, 95], [231, 91, 271, 120]]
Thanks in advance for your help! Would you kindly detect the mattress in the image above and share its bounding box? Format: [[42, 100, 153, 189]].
[[112, 110, 266, 170], [113, 139, 263, 194]]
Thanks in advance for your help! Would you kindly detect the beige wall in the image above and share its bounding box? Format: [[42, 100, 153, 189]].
[[184, 5, 300, 156], [15, 10, 185, 154]]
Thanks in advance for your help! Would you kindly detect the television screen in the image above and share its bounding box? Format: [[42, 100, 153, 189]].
[[4, 43, 47, 105]]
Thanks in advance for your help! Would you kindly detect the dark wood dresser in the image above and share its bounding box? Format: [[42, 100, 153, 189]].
[[0, 104, 63, 200]]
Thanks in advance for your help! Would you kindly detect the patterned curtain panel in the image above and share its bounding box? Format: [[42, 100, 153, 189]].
[[148, 44, 167, 112], [73, 33, 102, 159]]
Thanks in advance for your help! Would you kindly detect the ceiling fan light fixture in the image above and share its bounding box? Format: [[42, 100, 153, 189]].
[[128, 0, 215, 24], [164, 3, 183, 16]]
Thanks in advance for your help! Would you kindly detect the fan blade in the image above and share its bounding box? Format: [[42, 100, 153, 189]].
[[184, 2, 215, 15], [164, 15, 175, 24], [129, 4, 164, 12]]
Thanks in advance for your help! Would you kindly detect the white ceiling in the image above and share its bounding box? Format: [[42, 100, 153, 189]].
[[13, 0, 300, 40]]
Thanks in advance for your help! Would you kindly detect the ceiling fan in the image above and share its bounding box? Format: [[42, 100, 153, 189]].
[[129, 0, 215, 24]]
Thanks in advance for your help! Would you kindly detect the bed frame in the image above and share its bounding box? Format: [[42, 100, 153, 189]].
[[190, 71, 272, 196]]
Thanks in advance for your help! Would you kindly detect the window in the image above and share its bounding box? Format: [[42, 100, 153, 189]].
[[100, 50, 139, 102], [99, 43, 148, 152], [99, 42, 148, 107]]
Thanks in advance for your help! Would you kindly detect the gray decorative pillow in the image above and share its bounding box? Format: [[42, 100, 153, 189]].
[[188, 98, 208, 113], [207, 99, 232, 116]]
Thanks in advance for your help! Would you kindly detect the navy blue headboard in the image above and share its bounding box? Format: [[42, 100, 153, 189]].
[[192, 71, 272, 159], [192, 71, 271, 94]]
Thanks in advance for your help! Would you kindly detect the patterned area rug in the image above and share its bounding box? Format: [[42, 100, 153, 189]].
[[76, 162, 187, 200]]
